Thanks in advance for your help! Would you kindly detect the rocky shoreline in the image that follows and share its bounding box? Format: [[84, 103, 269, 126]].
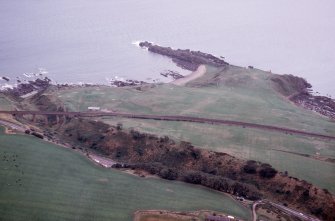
[[1, 77, 150, 99], [139, 41, 228, 71], [2, 43, 334, 121], [291, 93, 335, 120], [160, 70, 184, 80], [2, 76, 10, 82], [139, 41, 335, 120], [271, 74, 335, 120], [2, 77, 51, 98], [110, 79, 147, 87]]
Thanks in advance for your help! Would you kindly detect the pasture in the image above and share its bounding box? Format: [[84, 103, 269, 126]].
[[0, 127, 251, 221], [100, 117, 335, 194], [57, 65, 335, 136], [55, 65, 335, 193], [0, 94, 14, 111]]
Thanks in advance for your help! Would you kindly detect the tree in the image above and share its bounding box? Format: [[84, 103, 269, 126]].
[[159, 168, 178, 180], [243, 164, 257, 174], [259, 165, 277, 178], [116, 123, 123, 131], [184, 171, 204, 184]]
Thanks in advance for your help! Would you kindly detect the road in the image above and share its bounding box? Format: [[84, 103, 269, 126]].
[[268, 201, 320, 221], [0, 110, 334, 140], [252, 200, 320, 221], [0, 119, 26, 132], [88, 153, 116, 168], [252, 201, 261, 221]]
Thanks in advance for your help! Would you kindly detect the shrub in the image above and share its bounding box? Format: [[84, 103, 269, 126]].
[[90, 142, 98, 149], [135, 146, 144, 156], [301, 189, 310, 201], [130, 129, 145, 140], [116, 123, 123, 131], [31, 132, 44, 139], [77, 135, 87, 142], [159, 168, 178, 180], [204, 176, 229, 192], [311, 208, 323, 216], [112, 163, 123, 168], [135, 163, 163, 174], [115, 147, 128, 158], [191, 149, 201, 160], [259, 166, 277, 178], [243, 164, 257, 174], [184, 171, 204, 184]]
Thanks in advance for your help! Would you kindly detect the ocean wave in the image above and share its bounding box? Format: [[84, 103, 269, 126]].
[[1, 83, 15, 90], [131, 40, 142, 47], [23, 73, 34, 78], [38, 67, 48, 75], [131, 40, 150, 51]]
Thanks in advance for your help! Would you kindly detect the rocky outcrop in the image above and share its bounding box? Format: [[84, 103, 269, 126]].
[[271, 74, 335, 120], [3, 77, 51, 98], [110, 79, 147, 87], [291, 93, 335, 120], [271, 74, 312, 97], [139, 41, 228, 71], [2, 76, 10, 82], [160, 70, 183, 80]]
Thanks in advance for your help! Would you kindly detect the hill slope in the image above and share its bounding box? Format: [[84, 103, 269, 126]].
[[0, 127, 251, 221], [55, 65, 335, 193]]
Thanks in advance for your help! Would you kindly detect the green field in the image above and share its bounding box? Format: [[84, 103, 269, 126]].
[[58, 65, 335, 136], [0, 94, 14, 111], [55, 65, 335, 193], [99, 118, 335, 193], [0, 127, 251, 221]]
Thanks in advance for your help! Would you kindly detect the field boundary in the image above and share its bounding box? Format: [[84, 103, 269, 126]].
[[1, 110, 335, 140]]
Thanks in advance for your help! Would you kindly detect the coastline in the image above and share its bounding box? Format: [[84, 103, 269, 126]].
[[172, 65, 207, 86]]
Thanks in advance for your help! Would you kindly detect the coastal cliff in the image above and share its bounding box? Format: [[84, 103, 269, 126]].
[[271, 74, 335, 119]]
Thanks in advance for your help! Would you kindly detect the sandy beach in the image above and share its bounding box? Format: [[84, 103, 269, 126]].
[[172, 65, 206, 86]]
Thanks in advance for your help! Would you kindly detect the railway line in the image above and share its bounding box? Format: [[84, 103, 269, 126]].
[[0, 110, 334, 140]]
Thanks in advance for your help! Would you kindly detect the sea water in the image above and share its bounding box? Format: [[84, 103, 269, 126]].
[[0, 0, 334, 96]]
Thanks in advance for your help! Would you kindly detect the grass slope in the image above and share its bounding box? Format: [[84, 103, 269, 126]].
[[100, 118, 335, 194], [58, 65, 335, 135], [0, 128, 251, 221], [55, 65, 335, 193], [0, 94, 14, 111]]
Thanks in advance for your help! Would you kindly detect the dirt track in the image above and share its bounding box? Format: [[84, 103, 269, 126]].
[[0, 110, 334, 140], [172, 65, 206, 86]]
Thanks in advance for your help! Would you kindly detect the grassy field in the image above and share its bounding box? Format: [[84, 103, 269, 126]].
[[55, 65, 335, 193], [57, 65, 335, 136], [0, 94, 14, 111], [100, 117, 335, 194], [0, 127, 251, 221]]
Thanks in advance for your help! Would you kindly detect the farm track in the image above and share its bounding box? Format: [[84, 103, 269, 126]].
[[0, 110, 334, 140]]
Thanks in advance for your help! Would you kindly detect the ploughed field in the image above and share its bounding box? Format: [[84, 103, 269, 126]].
[[56, 65, 335, 193], [0, 127, 251, 221]]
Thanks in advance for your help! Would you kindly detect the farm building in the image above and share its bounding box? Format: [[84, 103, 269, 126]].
[[88, 106, 101, 111]]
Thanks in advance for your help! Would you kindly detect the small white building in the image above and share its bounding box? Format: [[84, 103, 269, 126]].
[[88, 106, 101, 111]]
